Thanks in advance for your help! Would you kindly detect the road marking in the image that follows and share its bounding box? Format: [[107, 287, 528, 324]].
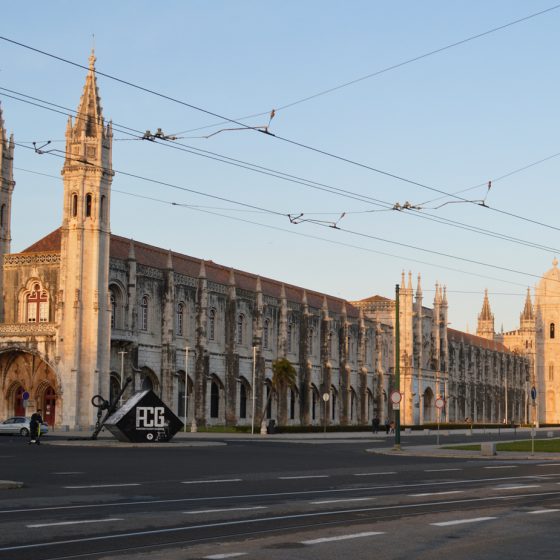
[[3, 492, 560, 553], [27, 518, 123, 528], [529, 509, 560, 514], [64, 483, 140, 489], [538, 463, 560, 467], [310, 497, 376, 505], [301, 531, 384, 545], [181, 479, 242, 484], [484, 466, 517, 469], [279, 475, 329, 480], [184, 507, 267, 514], [424, 468, 461, 472], [204, 554, 247, 559], [3, 474, 554, 515], [53, 472, 84, 475], [353, 472, 396, 476], [494, 485, 541, 490], [431, 516, 496, 527], [409, 491, 464, 497]]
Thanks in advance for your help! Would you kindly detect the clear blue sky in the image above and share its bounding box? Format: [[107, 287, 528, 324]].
[[1, 1, 559, 333]]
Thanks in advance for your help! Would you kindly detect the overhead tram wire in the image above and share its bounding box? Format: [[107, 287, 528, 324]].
[[3, 36, 560, 235], [12, 163, 532, 291], [3, 87, 560, 255], [13, 141, 555, 287], [171, 3, 560, 135]]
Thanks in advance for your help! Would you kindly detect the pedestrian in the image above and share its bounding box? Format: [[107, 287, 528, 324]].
[[384, 418, 390, 434], [372, 415, 380, 434], [29, 409, 43, 445], [389, 420, 395, 434]]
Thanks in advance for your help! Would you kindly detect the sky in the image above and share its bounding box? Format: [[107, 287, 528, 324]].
[[1, 0, 559, 333]]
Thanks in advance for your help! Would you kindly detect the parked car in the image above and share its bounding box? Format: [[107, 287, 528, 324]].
[[0, 416, 49, 437]]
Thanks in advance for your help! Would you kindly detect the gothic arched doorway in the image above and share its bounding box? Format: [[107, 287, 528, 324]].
[[14, 385, 25, 416], [42, 386, 56, 426]]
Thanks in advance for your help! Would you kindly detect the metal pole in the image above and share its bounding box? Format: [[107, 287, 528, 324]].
[[504, 373, 508, 423], [118, 351, 127, 407], [394, 284, 401, 450], [251, 346, 256, 435], [184, 346, 189, 432]]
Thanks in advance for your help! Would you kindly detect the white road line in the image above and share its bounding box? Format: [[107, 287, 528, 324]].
[[183, 507, 267, 514], [181, 479, 242, 484], [528, 509, 560, 514], [302, 531, 384, 545], [310, 497, 376, 505], [354, 472, 396, 476], [204, 554, 247, 559], [3, 492, 560, 553], [424, 468, 462, 472], [431, 516, 496, 527], [64, 483, 140, 489], [27, 518, 123, 528], [538, 463, 560, 467], [409, 491, 464, 497], [494, 485, 541, 490], [53, 472, 84, 475], [278, 475, 329, 480], [484, 466, 517, 469]]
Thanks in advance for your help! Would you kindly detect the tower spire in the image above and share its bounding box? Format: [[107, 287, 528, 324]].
[[476, 289, 495, 340]]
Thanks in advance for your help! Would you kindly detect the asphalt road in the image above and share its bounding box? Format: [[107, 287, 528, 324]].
[[1, 431, 560, 560]]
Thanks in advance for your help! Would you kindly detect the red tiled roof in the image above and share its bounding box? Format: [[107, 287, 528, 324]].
[[355, 295, 392, 304], [447, 328, 510, 353], [21, 229, 359, 317]]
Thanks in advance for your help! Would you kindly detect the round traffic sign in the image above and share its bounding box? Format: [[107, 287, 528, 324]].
[[435, 397, 445, 409], [531, 386, 537, 401], [390, 391, 402, 405], [22, 391, 29, 401], [322, 393, 330, 402]]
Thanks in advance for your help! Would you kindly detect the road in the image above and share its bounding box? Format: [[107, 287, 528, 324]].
[[0, 430, 559, 560]]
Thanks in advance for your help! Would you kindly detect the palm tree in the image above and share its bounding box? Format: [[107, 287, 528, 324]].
[[260, 357, 297, 428]]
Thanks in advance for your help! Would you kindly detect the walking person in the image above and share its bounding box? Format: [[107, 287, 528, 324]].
[[372, 415, 380, 434], [384, 417, 390, 434], [29, 409, 43, 445]]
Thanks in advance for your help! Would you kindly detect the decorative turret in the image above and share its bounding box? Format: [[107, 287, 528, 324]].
[[476, 289, 495, 340], [520, 288, 534, 327]]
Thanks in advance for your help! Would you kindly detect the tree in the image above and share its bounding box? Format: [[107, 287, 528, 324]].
[[260, 357, 297, 427]]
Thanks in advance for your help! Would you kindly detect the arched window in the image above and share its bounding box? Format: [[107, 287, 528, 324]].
[[239, 384, 247, 419], [85, 193, 92, 218], [237, 314, 245, 345], [0, 204, 5, 227], [549, 363, 554, 382], [266, 383, 272, 419], [290, 388, 296, 420], [263, 319, 270, 349], [210, 381, 220, 418], [551, 323, 556, 339], [140, 296, 149, 331], [110, 292, 116, 329], [26, 283, 49, 323], [208, 308, 216, 341], [308, 328, 314, 355], [328, 331, 334, 358], [71, 193, 78, 218], [100, 195, 106, 221], [287, 322, 293, 353], [176, 303, 185, 337]]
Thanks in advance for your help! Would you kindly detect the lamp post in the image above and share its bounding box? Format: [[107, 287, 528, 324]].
[[394, 284, 401, 449], [251, 346, 256, 435], [184, 346, 189, 432], [118, 351, 127, 407]]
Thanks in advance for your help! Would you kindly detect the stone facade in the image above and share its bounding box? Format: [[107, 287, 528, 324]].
[[0, 53, 550, 430]]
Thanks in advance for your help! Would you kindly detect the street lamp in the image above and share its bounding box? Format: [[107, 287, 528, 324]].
[[251, 346, 256, 435], [184, 346, 189, 432], [118, 351, 127, 407]]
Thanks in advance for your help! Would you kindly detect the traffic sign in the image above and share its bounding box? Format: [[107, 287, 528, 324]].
[[322, 393, 330, 402], [435, 397, 445, 409], [390, 390, 402, 405], [531, 386, 537, 401], [22, 391, 29, 401]]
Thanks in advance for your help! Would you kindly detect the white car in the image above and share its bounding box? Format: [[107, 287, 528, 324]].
[[0, 416, 49, 437]]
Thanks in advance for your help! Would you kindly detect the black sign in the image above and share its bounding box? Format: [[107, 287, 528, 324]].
[[104, 390, 183, 443], [531, 386, 537, 401]]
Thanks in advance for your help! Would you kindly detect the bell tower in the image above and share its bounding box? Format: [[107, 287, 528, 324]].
[[0, 104, 15, 321], [58, 51, 114, 428]]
